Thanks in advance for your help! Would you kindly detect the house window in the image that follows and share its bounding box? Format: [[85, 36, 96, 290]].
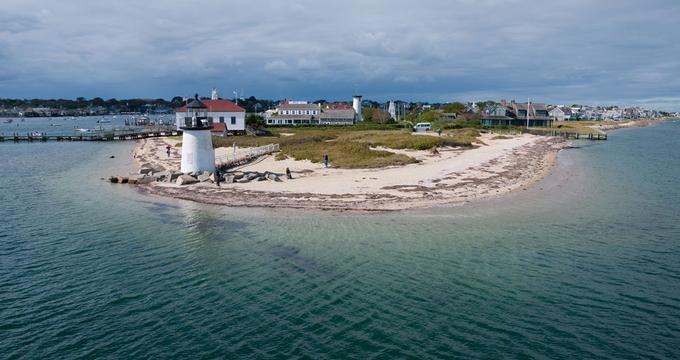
[[231, 116, 236, 125], [219, 116, 225, 123]]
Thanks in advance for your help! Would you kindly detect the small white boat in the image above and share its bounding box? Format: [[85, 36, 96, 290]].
[[76, 128, 97, 133], [30, 131, 42, 137]]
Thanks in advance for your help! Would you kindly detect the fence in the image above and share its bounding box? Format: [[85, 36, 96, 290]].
[[215, 143, 280, 169]]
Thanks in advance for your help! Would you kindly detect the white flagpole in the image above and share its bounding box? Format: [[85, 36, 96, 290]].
[[526, 98, 530, 129]]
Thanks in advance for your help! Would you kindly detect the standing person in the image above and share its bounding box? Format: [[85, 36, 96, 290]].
[[165, 144, 171, 158], [215, 168, 221, 187], [286, 167, 292, 179], [323, 153, 329, 168], [437, 128, 442, 137]]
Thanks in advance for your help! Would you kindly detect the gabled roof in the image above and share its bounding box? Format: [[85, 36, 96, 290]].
[[320, 108, 355, 119], [177, 99, 245, 112], [278, 103, 320, 111], [211, 122, 227, 132]]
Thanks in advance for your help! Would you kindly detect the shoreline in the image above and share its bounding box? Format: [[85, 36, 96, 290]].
[[131, 133, 569, 212]]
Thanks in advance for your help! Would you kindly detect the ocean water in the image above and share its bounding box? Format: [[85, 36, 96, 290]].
[[0, 115, 175, 137], [1, 121, 679, 359]]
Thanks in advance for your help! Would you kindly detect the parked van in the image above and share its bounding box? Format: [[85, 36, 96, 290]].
[[413, 122, 432, 132]]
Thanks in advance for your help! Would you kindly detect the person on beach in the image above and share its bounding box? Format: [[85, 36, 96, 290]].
[[286, 167, 292, 179], [323, 153, 329, 168], [437, 128, 442, 136], [165, 144, 171, 158], [215, 168, 221, 187]]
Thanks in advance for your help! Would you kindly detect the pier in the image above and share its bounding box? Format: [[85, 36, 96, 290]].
[[525, 129, 608, 140], [0, 129, 182, 143]]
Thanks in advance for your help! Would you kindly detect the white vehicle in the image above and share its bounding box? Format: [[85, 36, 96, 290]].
[[413, 122, 432, 132]]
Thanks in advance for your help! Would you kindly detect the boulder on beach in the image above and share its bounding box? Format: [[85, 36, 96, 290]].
[[176, 175, 198, 186], [265, 172, 279, 181], [197, 173, 212, 183], [139, 167, 153, 175], [137, 175, 155, 185], [166, 172, 182, 183], [109, 176, 119, 183], [224, 175, 235, 183], [152, 170, 171, 181]]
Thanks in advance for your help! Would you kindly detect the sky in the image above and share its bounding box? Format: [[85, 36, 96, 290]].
[[1, 0, 679, 110]]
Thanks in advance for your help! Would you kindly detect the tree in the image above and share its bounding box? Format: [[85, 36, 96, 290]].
[[442, 102, 466, 113], [419, 110, 441, 123], [362, 106, 375, 121], [370, 109, 393, 124], [246, 113, 265, 128]]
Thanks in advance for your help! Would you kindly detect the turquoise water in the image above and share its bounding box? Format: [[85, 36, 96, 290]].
[[1, 121, 679, 359]]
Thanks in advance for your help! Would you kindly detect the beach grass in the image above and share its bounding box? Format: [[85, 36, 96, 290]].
[[282, 141, 417, 168], [198, 128, 481, 168], [541, 121, 605, 135]]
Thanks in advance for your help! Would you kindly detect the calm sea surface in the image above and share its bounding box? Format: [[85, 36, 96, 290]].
[[1, 120, 679, 359]]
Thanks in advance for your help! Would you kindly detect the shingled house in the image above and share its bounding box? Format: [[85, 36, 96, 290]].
[[481, 101, 553, 127]]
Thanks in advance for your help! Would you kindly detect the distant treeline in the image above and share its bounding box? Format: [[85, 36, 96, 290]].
[[0, 96, 277, 113]]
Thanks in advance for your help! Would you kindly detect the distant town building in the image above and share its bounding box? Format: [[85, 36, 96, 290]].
[[265, 98, 357, 126], [549, 106, 573, 121], [176, 98, 245, 134], [481, 101, 553, 127]]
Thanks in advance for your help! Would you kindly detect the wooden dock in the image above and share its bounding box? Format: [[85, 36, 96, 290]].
[[0, 129, 182, 143], [525, 129, 607, 140]]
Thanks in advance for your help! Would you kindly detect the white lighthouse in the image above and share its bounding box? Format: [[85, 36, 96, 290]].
[[179, 95, 215, 174], [352, 95, 363, 121]]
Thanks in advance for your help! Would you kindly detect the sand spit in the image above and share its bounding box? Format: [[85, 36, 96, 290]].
[[132, 133, 567, 211]]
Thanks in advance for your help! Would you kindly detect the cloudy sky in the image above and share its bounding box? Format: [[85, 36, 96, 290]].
[[1, 0, 679, 109]]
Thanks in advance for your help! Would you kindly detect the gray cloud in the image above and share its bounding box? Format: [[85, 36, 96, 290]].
[[1, 0, 679, 110]]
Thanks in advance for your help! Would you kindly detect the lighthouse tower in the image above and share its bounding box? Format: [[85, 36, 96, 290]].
[[179, 95, 215, 174], [352, 95, 363, 121]]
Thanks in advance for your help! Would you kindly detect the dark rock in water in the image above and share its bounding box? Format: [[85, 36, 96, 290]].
[[109, 176, 119, 183], [176, 175, 198, 186], [109, 155, 115, 158], [117, 176, 129, 184]]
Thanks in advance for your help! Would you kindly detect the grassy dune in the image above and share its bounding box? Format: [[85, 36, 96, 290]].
[[207, 128, 480, 168]]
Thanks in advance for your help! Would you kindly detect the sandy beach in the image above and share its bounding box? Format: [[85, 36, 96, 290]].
[[131, 132, 568, 211]]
